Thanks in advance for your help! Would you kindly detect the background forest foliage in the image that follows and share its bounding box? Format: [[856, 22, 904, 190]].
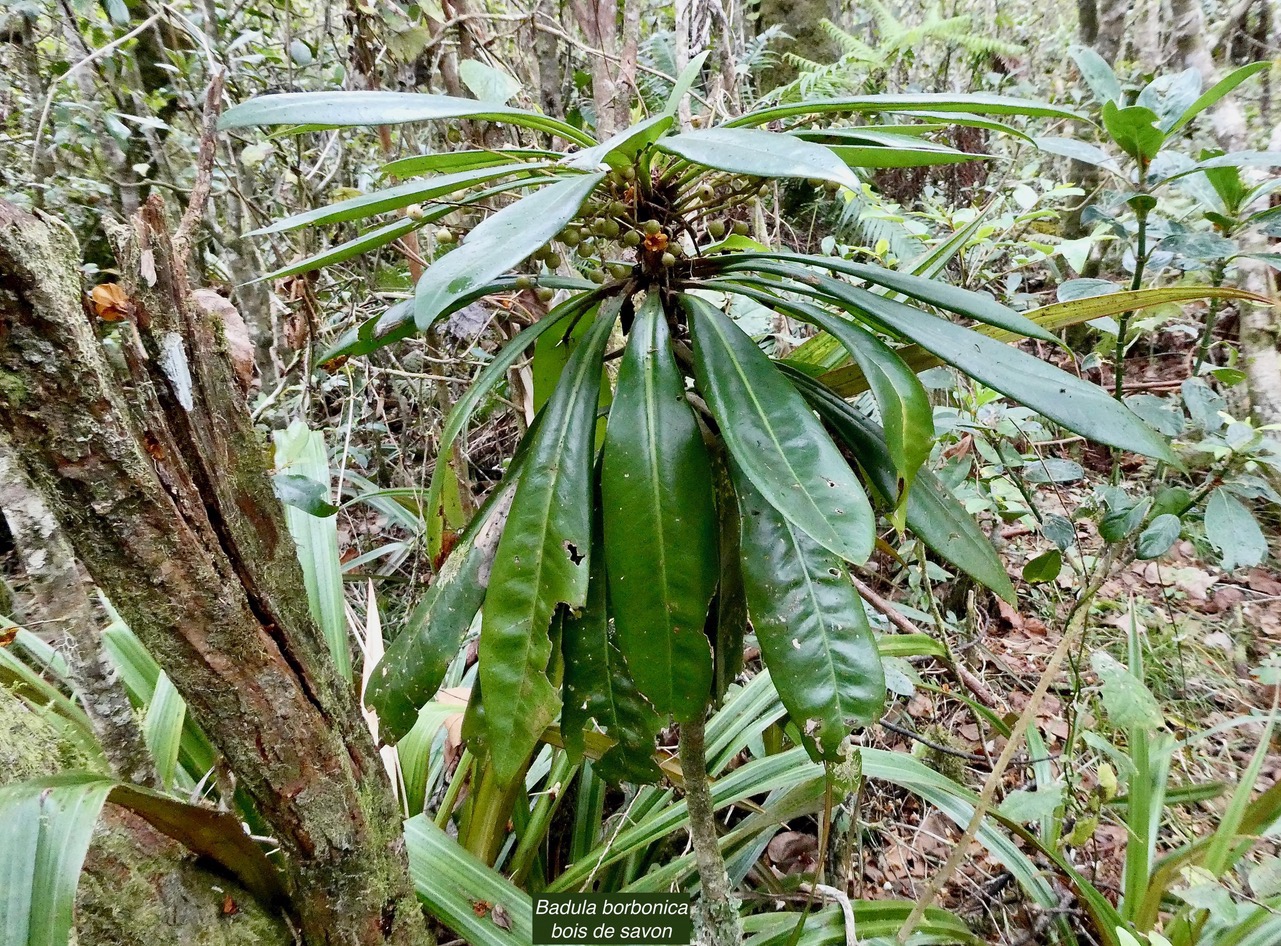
[[1, 1, 1281, 946]]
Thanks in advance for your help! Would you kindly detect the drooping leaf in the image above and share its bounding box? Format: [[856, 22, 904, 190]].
[[601, 295, 716, 721], [1155, 150, 1281, 186], [423, 292, 600, 559], [366, 472, 520, 743], [142, 672, 185, 790], [258, 217, 428, 281], [656, 127, 860, 190], [737, 268, 1175, 462], [561, 508, 663, 783], [1204, 488, 1267, 571], [1034, 136, 1122, 174], [272, 472, 339, 517], [1022, 549, 1062, 584], [734, 473, 885, 762], [826, 143, 986, 169], [782, 365, 1016, 603], [685, 295, 875, 565], [457, 60, 521, 105], [1136, 513, 1181, 560], [219, 90, 593, 145], [414, 171, 605, 330], [663, 50, 710, 116], [479, 298, 621, 785], [383, 148, 560, 178], [711, 251, 1057, 341]]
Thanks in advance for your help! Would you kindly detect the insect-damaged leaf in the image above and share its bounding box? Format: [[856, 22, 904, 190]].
[[479, 298, 621, 785]]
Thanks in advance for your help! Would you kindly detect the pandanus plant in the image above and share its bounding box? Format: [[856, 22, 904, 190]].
[[220, 67, 1180, 905]]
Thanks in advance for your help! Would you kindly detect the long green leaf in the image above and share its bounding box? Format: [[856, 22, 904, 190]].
[[383, 148, 559, 177], [561, 507, 663, 783], [708, 251, 1057, 341], [249, 163, 547, 235], [734, 472, 885, 761], [783, 366, 1016, 603], [743, 903, 979, 946], [219, 90, 594, 146], [479, 299, 621, 785], [656, 128, 860, 189], [274, 422, 350, 681], [404, 814, 531, 946], [142, 671, 185, 791], [732, 267, 1175, 461], [1168, 61, 1269, 135], [602, 295, 716, 721], [827, 143, 986, 169], [725, 93, 1083, 127], [366, 472, 519, 743], [414, 171, 605, 330], [685, 295, 874, 565], [566, 114, 674, 170]]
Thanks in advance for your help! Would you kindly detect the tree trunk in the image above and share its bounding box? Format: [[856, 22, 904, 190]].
[[0, 434, 156, 787], [0, 198, 431, 946]]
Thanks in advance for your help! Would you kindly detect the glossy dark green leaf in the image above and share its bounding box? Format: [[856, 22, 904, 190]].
[[258, 217, 428, 281], [714, 289, 931, 503], [709, 251, 1057, 342], [219, 90, 594, 145], [366, 473, 519, 742], [734, 472, 885, 762], [272, 472, 339, 517], [1168, 62, 1269, 135], [602, 295, 716, 721], [782, 366, 1016, 603], [1101, 102, 1164, 164], [685, 295, 875, 565], [656, 128, 859, 190], [1022, 549, 1062, 584], [827, 143, 985, 169], [746, 267, 1175, 462], [707, 437, 747, 703], [1136, 513, 1181, 560], [415, 171, 605, 330], [725, 93, 1084, 127], [562, 509, 663, 784], [249, 163, 547, 235], [479, 299, 621, 785]]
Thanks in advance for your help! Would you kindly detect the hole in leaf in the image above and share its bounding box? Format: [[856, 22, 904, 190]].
[[565, 541, 585, 565]]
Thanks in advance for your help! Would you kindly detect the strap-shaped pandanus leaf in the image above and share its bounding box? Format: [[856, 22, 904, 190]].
[[218, 90, 595, 145], [415, 171, 606, 330], [721, 265, 1176, 462], [479, 297, 622, 786], [733, 471, 885, 762], [782, 365, 1016, 603], [601, 294, 716, 722], [561, 506, 663, 784], [656, 127, 860, 190], [684, 294, 875, 565]]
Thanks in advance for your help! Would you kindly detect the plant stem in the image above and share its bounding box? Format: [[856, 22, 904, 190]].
[[1192, 260, 1227, 374], [679, 713, 742, 946], [1113, 206, 1150, 401]]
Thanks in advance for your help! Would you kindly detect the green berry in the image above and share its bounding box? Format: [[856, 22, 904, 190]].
[[406, 204, 424, 220], [643, 219, 662, 235], [609, 263, 632, 280], [622, 229, 641, 247], [732, 220, 749, 236], [609, 200, 628, 217], [602, 219, 620, 239], [577, 240, 595, 258], [446, 128, 462, 144], [621, 166, 637, 181], [561, 227, 582, 246], [544, 252, 562, 269], [515, 274, 535, 290], [435, 227, 455, 245], [707, 220, 726, 239], [589, 268, 607, 284], [660, 252, 676, 268], [536, 286, 555, 302]]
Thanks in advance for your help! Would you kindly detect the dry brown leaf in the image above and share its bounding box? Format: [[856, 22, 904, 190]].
[[89, 282, 133, 322]]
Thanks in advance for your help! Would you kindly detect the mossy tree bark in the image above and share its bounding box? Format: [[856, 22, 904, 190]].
[[0, 198, 431, 946]]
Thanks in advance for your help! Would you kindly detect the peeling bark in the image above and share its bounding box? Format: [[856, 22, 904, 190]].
[[0, 198, 431, 946]]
